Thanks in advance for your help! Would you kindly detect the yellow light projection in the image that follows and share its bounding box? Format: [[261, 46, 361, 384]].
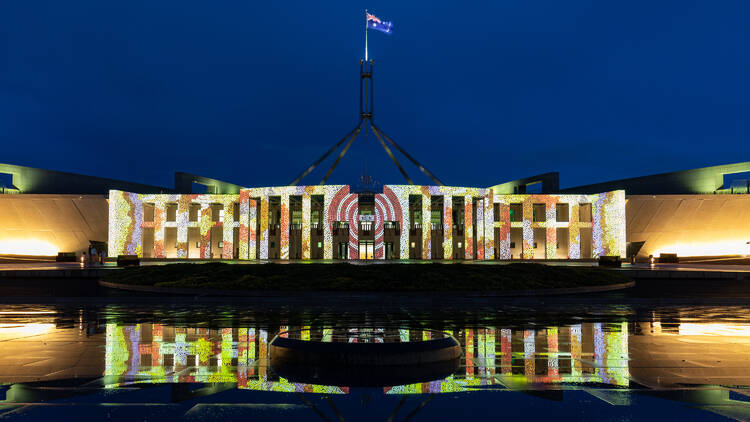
[[0, 239, 59, 256], [656, 240, 750, 257]]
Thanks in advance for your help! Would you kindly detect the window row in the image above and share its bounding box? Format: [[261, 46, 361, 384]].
[[498, 203, 592, 223], [142, 203, 240, 223]]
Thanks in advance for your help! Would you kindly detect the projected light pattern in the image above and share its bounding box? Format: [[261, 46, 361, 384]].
[[108, 188, 624, 260], [492, 190, 626, 259], [103, 322, 629, 394], [373, 186, 403, 259], [243, 185, 348, 260], [109, 191, 239, 259], [328, 188, 359, 260], [387, 323, 629, 393]]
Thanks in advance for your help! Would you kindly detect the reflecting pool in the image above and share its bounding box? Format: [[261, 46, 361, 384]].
[[0, 302, 749, 421]]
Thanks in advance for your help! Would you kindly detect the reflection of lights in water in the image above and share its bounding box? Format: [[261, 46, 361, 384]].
[[679, 323, 750, 337], [0, 311, 56, 315], [657, 240, 750, 257], [0, 323, 55, 339], [102, 322, 632, 393], [0, 239, 59, 256]]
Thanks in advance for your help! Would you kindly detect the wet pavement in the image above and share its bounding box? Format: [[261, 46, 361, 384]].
[[3, 259, 750, 273], [0, 301, 749, 421]]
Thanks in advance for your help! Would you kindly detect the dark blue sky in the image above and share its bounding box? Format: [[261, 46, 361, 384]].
[[2, 1, 749, 189]]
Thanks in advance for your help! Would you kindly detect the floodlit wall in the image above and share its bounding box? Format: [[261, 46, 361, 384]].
[[492, 190, 626, 259], [0, 194, 108, 255], [109, 187, 625, 260], [109, 191, 241, 259], [627, 194, 750, 257]]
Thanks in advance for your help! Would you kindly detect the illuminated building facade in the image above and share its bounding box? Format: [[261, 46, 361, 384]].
[[3, 161, 749, 260], [107, 186, 625, 260]]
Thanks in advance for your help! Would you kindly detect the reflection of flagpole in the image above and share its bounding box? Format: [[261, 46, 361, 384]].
[[365, 9, 368, 61]]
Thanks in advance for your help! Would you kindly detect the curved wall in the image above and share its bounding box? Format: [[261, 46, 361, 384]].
[[0, 194, 108, 256]]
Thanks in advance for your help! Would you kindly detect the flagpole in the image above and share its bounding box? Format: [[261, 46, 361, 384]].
[[364, 9, 368, 61]]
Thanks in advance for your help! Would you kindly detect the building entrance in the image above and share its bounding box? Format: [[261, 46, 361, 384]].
[[337, 242, 348, 260], [385, 242, 394, 260], [358, 241, 374, 260]]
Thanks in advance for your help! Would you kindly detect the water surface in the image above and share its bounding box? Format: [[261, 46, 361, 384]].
[[0, 301, 749, 421]]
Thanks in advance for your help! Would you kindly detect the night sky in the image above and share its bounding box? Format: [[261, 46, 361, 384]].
[[2, 1, 749, 190]]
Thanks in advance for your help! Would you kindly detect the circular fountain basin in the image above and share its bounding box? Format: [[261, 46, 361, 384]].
[[269, 329, 461, 387]]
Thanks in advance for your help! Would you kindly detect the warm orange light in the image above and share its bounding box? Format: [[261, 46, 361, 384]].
[[656, 240, 750, 257], [679, 323, 750, 337], [0, 323, 55, 340], [0, 239, 59, 256]]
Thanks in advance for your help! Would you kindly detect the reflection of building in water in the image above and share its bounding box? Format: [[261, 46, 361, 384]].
[[104, 322, 629, 393], [389, 323, 628, 394], [630, 316, 750, 388]]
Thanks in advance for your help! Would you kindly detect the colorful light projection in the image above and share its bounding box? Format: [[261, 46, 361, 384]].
[[373, 186, 403, 259], [242, 185, 348, 260], [385, 185, 487, 260], [327, 186, 359, 260], [103, 323, 346, 394], [103, 322, 629, 395], [492, 190, 626, 259], [109, 187, 624, 260], [386, 322, 629, 394], [109, 191, 239, 259]]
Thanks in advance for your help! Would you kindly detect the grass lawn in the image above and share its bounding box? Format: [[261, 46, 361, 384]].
[[102, 262, 631, 292]]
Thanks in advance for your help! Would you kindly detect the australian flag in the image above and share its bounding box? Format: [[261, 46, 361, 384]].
[[367, 12, 393, 34]]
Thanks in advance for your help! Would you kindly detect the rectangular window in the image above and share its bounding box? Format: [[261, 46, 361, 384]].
[[510, 242, 516, 249], [556, 203, 569, 222], [430, 210, 441, 225], [143, 203, 155, 222], [292, 210, 302, 225], [189, 204, 200, 222], [579, 203, 592, 222], [166, 203, 177, 222], [317, 241, 322, 248], [211, 204, 222, 222], [457, 242, 462, 248], [410, 242, 416, 248], [510, 203, 522, 222], [532, 204, 545, 222], [493, 203, 500, 221]]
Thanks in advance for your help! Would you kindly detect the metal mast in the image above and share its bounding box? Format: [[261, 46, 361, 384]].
[[290, 61, 444, 186]]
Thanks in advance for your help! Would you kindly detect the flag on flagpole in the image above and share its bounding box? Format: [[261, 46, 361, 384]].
[[367, 12, 393, 34]]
